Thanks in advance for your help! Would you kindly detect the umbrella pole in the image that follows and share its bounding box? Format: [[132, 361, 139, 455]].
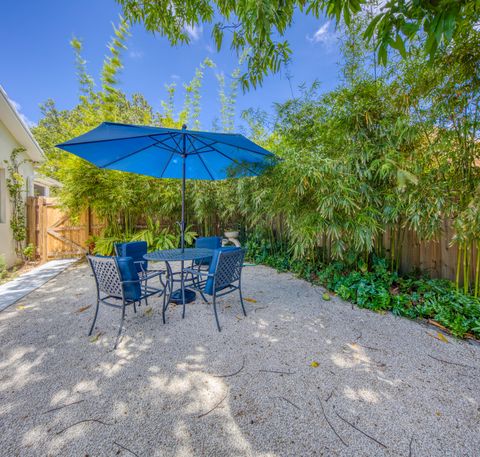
[[181, 154, 186, 252], [180, 126, 187, 318], [181, 125, 187, 253]]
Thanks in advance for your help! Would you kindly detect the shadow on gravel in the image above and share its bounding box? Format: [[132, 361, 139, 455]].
[[0, 261, 479, 456]]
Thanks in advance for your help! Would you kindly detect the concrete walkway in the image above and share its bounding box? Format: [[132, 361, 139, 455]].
[[0, 259, 78, 311]]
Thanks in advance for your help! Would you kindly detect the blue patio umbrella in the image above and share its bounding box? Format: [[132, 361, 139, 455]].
[[56, 122, 277, 250]]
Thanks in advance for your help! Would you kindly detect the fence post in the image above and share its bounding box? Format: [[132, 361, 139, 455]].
[[39, 197, 48, 262]]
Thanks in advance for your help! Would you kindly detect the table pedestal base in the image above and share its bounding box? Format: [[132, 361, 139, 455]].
[[169, 288, 196, 304]]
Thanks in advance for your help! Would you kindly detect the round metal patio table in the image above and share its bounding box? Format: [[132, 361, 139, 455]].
[[144, 248, 213, 320], [144, 248, 213, 263]]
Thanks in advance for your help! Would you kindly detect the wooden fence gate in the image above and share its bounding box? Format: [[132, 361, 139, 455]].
[[26, 197, 104, 262]]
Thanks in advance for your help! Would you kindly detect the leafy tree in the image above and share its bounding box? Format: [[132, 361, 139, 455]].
[[116, 0, 479, 87]]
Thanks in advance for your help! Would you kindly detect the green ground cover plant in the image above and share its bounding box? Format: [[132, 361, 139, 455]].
[[245, 235, 480, 339]]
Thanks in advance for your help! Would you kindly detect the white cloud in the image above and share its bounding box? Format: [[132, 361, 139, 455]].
[[8, 98, 35, 128], [307, 21, 335, 45], [170, 74, 180, 80], [128, 49, 144, 59], [205, 44, 215, 54], [184, 24, 203, 41]]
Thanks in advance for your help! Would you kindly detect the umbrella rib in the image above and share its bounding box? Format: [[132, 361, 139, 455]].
[[89, 136, 178, 170], [100, 142, 158, 168], [168, 132, 183, 153], [190, 132, 271, 157], [159, 151, 175, 177], [186, 136, 215, 180], [58, 131, 171, 147], [152, 143, 179, 155], [198, 154, 215, 180], [185, 138, 217, 154], [149, 135, 181, 154], [192, 136, 260, 177]]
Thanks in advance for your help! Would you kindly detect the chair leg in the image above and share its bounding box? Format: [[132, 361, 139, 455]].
[[213, 293, 221, 332], [133, 301, 137, 313], [114, 303, 126, 349], [162, 271, 173, 324], [162, 294, 167, 324], [181, 260, 186, 319], [88, 299, 100, 336], [239, 286, 247, 317], [199, 290, 209, 304]]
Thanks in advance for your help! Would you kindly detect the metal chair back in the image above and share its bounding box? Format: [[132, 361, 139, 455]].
[[213, 249, 245, 291], [87, 255, 123, 297]]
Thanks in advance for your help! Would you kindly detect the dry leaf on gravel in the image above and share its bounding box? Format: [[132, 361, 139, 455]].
[[16, 305, 31, 310], [427, 331, 449, 343], [244, 298, 257, 303], [75, 305, 92, 314], [310, 361, 320, 368], [144, 307, 153, 317], [89, 332, 103, 343]]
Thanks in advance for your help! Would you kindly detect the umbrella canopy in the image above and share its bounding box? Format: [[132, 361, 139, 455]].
[[56, 122, 277, 250], [57, 122, 275, 180]]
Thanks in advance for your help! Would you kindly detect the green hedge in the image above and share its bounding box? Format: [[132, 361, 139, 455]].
[[245, 237, 480, 339]]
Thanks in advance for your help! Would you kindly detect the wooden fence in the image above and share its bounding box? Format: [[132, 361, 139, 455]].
[[26, 197, 105, 262], [26, 196, 475, 283]]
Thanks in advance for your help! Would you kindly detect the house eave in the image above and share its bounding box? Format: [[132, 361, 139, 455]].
[[0, 85, 45, 162]]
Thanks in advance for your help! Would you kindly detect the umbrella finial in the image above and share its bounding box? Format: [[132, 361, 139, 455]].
[[182, 124, 187, 130]]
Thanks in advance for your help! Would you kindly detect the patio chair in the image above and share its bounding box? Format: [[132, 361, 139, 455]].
[[87, 255, 169, 349], [115, 241, 166, 305], [184, 247, 246, 331], [114, 241, 163, 275], [194, 236, 222, 268]]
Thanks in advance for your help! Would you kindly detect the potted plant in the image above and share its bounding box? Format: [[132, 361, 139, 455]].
[[224, 228, 239, 239]]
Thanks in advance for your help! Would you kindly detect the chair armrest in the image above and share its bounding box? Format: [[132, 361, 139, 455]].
[[133, 260, 147, 275], [121, 279, 142, 285], [183, 268, 214, 278], [141, 271, 163, 282]]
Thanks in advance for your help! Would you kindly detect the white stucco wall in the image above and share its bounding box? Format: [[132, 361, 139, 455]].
[[0, 119, 35, 267]]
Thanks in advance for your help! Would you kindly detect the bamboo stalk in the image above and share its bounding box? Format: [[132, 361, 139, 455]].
[[456, 243, 462, 291], [390, 227, 395, 271], [463, 243, 469, 295], [474, 242, 480, 298]]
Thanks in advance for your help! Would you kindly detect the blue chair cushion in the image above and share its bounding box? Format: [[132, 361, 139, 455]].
[[204, 247, 240, 296], [116, 241, 148, 274], [115, 256, 141, 301], [195, 236, 222, 265]]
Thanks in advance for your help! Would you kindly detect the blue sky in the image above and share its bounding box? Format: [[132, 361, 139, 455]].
[[1, 0, 342, 131]]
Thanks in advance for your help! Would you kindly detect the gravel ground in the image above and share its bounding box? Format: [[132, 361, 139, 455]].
[[0, 260, 479, 457]]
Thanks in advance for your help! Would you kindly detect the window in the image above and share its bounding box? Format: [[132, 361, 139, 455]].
[[34, 183, 47, 197]]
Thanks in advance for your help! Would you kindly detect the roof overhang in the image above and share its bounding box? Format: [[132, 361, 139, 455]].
[[0, 85, 44, 162], [33, 173, 62, 188]]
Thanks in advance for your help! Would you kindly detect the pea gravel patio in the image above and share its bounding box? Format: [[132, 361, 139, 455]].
[[0, 260, 479, 457]]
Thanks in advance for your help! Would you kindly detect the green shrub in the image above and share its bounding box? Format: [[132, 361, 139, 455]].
[[245, 236, 480, 339], [0, 255, 7, 280], [23, 243, 36, 262]]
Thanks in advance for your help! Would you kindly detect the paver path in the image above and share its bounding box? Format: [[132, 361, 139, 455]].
[[0, 259, 77, 312], [0, 261, 479, 456]]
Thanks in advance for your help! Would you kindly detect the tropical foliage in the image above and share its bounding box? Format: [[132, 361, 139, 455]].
[[245, 238, 480, 339], [32, 13, 480, 336]]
